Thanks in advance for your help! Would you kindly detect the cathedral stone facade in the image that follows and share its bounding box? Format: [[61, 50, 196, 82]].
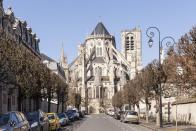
[[69, 22, 142, 113]]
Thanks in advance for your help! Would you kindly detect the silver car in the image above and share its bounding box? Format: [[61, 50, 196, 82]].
[[120, 111, 139, 124], [0, 111, 31, 131]]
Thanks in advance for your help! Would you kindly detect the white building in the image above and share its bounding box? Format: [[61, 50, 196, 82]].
[[69, 22, 142, 113]]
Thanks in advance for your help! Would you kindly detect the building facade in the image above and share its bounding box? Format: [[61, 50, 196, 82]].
[[69, 22, 142, 113], [41, 53, 68, 112], [0, 0, 40, 113]]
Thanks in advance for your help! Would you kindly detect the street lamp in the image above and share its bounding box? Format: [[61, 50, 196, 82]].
[[146, 27, 176, 128]]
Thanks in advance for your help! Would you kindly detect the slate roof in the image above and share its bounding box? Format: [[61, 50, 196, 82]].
[[41, 53, 56, 62], [91, 22, 110, 36]]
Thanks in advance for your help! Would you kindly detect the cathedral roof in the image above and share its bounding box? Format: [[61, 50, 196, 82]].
[[91, 22, 110, 36]]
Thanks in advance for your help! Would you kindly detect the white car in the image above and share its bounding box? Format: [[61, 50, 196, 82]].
[[120, 111, 139, 124]]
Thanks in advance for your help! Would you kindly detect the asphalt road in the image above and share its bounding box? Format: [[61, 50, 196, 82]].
[[74, 114, 152, 131]]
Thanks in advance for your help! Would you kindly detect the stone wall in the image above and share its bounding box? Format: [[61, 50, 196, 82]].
[[171, 102, 196, 124]]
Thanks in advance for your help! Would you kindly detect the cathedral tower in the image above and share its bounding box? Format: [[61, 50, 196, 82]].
[[121, 27, 142, 79]]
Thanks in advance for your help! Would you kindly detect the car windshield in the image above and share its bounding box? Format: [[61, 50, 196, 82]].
[[67, 110, 76, 114], [47, 114, 55, 120], [25, 112, 39, 121], [65, 112, 72, 116], [57, 113, 65, 119], [0, 114, 10, 126], [127, 111, 138, 116]]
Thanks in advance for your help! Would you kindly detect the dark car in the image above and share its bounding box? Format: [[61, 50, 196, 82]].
[[65, 112, 75, 122], [0, 111, 31, 131], [57, 113, 69, 126], [114, 111, 124, 120], [66, 110, 79, 120], [25, 110, 49, 131]]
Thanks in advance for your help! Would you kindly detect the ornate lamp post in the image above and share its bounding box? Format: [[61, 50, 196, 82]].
[[146, 27, 175, 128]]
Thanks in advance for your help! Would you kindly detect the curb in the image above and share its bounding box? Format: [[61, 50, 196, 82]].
[[139, 123, 159, 131]]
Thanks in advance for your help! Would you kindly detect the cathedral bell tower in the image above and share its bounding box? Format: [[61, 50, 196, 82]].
[[121, 27, 142, 79]]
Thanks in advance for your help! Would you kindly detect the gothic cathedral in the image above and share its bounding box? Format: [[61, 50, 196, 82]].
[[67, 22, 142, 113]]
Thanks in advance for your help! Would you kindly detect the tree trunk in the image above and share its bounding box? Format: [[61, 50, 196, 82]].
[[48, 96, 51, 112], [145, 98, 149, 123], [156, 111, 160, 126], [156, 98, 160, 127], [137, 104, 140, 120], [133, 104, 135, 111], [85, 87, 88, 113], [62, 98, 64, 113], [129, 101, 131, 110], [56, 99, 59, 113], [168, 102, 170, 123]]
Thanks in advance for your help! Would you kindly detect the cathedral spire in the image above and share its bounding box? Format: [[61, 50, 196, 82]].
[[60, 43, 68, 70], [60, 43, 65, 62]]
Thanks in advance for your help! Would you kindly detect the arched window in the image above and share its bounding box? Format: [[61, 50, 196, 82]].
[[125, 34, 135, 51]]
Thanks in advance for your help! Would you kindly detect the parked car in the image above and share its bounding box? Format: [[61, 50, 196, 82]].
[[47, 113, 60, 131], [107, 109, 115, 116], [0, 111, 31, 131], [57, 113, 69, 126], [120, 110, 139, 124], [65, 112, 74, 122], [25, 110, 49, 131], [78, 111, 85, 118], [72, 109, 80, 119], [114, 111, 124, 120], [66, 110, 79, 120]]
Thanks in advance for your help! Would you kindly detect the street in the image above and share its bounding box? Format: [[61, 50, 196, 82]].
[[72, 114, 151, 131]]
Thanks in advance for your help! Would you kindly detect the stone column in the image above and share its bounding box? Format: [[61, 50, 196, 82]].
[[94, 86, 97, 99], [99, 86, 101, 99]]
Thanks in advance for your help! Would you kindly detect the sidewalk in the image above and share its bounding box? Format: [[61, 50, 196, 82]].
[[139, 119, 196, 131]]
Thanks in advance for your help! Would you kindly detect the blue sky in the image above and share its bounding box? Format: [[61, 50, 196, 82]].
[[3, 0, 196, 66]]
